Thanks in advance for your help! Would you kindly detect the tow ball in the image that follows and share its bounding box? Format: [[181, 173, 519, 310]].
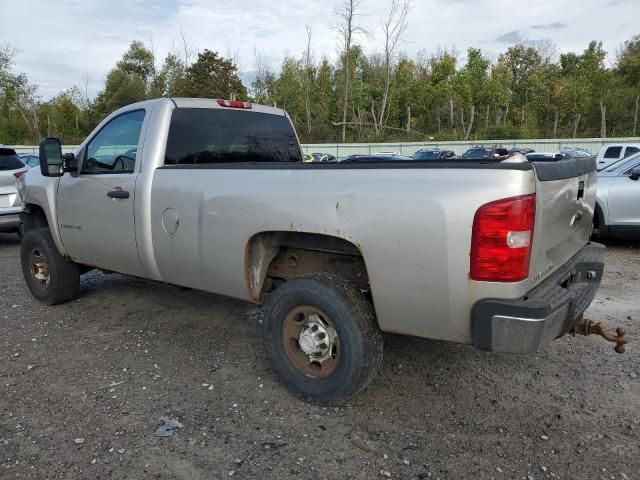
[[571, 317, 628, 354]]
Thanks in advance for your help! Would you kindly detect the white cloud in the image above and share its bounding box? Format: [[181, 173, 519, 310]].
[[1, 0, 638, 99]]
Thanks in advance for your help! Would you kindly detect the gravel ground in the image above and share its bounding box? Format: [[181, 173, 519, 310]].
[[0, 233, 638, 480]]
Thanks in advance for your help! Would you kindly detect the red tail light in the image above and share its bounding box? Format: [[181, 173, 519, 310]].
[[470, 194, 536, 282], [13, 171, 26, 179], [217, 99, 252, 109]]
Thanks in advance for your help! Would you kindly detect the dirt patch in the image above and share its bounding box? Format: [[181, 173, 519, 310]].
[[1, 233, 638, 479]]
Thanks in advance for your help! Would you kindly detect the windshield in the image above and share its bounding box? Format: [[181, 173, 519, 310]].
[[602, 152, 640, 173], [462, 148, 491, 159], [413, 151, 440, 160]]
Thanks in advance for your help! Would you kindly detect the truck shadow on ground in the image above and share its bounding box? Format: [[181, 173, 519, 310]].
[[0, 232, 20, 246], [72, 268, 570, 402]]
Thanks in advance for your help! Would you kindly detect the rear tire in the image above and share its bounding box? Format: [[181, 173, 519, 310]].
[[20, 228, 80, 305], [262, 273, 383, 405]]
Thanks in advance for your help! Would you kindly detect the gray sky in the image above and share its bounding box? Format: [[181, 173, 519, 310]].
[[3, 0, 638, 99]]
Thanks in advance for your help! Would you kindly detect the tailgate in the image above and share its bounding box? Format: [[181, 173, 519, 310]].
[[528, 157, 597, 286]]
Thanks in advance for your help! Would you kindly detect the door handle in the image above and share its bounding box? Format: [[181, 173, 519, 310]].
[[107, 189, 130, 199]]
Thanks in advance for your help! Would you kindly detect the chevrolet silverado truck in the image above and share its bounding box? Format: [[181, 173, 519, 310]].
[[18, 98, 613, 405]]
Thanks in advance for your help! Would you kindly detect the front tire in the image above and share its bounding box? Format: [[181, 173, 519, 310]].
[[20, 228, 80, 305], [262, 273, 383, 405]]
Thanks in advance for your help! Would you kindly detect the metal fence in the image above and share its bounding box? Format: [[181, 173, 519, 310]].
[[301, 137, 640, 157], [8, 137, 640, 157]]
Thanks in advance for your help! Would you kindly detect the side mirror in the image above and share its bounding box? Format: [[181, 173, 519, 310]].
[[38, 138, 64, 177], [630, 166, 640, 181]]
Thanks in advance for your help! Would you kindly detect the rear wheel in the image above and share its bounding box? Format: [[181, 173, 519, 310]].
[[20, 228, 80, 304], [262, 273, 383, 405]]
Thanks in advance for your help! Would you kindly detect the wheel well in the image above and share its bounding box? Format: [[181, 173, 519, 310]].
[[245, 232, 370, 302], [21, 204, 49, 233], [594, 202, 606, 227]]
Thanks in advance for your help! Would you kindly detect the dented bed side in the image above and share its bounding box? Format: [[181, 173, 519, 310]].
[[122, 99, 597, 346]]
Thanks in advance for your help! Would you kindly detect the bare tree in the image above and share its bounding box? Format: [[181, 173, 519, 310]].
[[335, 0, 368, 143], [179, 30, 196, 68], [301, 25, 314, 135], [633, 93, 639, 137], [534, 39, 558, 65], [376, 0, 409, 134], [226, 48, 244, 73], [252, 48, 274, 104], [16, 83, 41, 143], [81, 72, 93, 109], [599, 100, 607, 138]]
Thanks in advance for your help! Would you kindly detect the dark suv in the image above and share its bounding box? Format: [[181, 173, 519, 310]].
[[461, 145, 510, 159], [413, 148, 456, 160]]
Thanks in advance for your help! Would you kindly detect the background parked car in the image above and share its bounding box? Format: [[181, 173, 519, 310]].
[[341, 154, 413, 162], [413, 148, 456, 160], [508, 147, 535, 155], [525, 152, 566, 161], [310, 152, 337, 162], [594, 152, 640, 238], [595, 143, 640, 170], [0, 147, 28, 237], [20, 153, 40, 168], [559, 147, 593, 158], [461, 145, 509, 159]]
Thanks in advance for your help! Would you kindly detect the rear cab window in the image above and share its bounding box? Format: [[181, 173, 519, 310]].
[[165, 108, 302, 165]]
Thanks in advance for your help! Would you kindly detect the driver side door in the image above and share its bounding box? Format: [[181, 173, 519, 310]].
[[57, 109, 146, 276]]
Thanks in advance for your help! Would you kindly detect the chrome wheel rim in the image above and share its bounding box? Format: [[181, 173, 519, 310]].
[[29, 248, 50, 288], [282, 306, 340, 379]]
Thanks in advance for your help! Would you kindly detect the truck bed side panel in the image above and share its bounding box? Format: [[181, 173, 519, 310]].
[[149, 167, 535, 344]]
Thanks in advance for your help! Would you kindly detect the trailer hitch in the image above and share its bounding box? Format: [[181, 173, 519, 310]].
[[571, 318, 628, 354]]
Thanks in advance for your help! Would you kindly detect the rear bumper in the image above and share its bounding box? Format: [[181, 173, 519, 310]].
[[0, 211, 21, 232], [472, 242, 605, 353]]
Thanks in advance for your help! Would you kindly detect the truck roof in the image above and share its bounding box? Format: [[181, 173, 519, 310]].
[[109, 97, 287, 118], [171, 97, 286, 116]]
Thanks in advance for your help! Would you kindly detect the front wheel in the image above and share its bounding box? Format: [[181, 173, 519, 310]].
[[262, 273, 383, 405], [20, 228, 80, 305]]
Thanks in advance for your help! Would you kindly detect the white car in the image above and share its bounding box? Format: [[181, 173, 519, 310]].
[[0, 147, 29, 236], [595, 143, 640, 170], [595, 152, 640, 237]]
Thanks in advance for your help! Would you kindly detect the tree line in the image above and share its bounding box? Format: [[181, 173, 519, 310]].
[[1, 0, 639, 145]]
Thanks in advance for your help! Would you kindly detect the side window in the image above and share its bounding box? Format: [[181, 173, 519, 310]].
[[84, 110, 145, 174], [623, 146, 640, 158], [165, 108, 302, 165], [604, 146, 622, 159]]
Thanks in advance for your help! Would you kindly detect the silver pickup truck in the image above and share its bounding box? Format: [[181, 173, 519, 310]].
[[18, 98, 610, 405]]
